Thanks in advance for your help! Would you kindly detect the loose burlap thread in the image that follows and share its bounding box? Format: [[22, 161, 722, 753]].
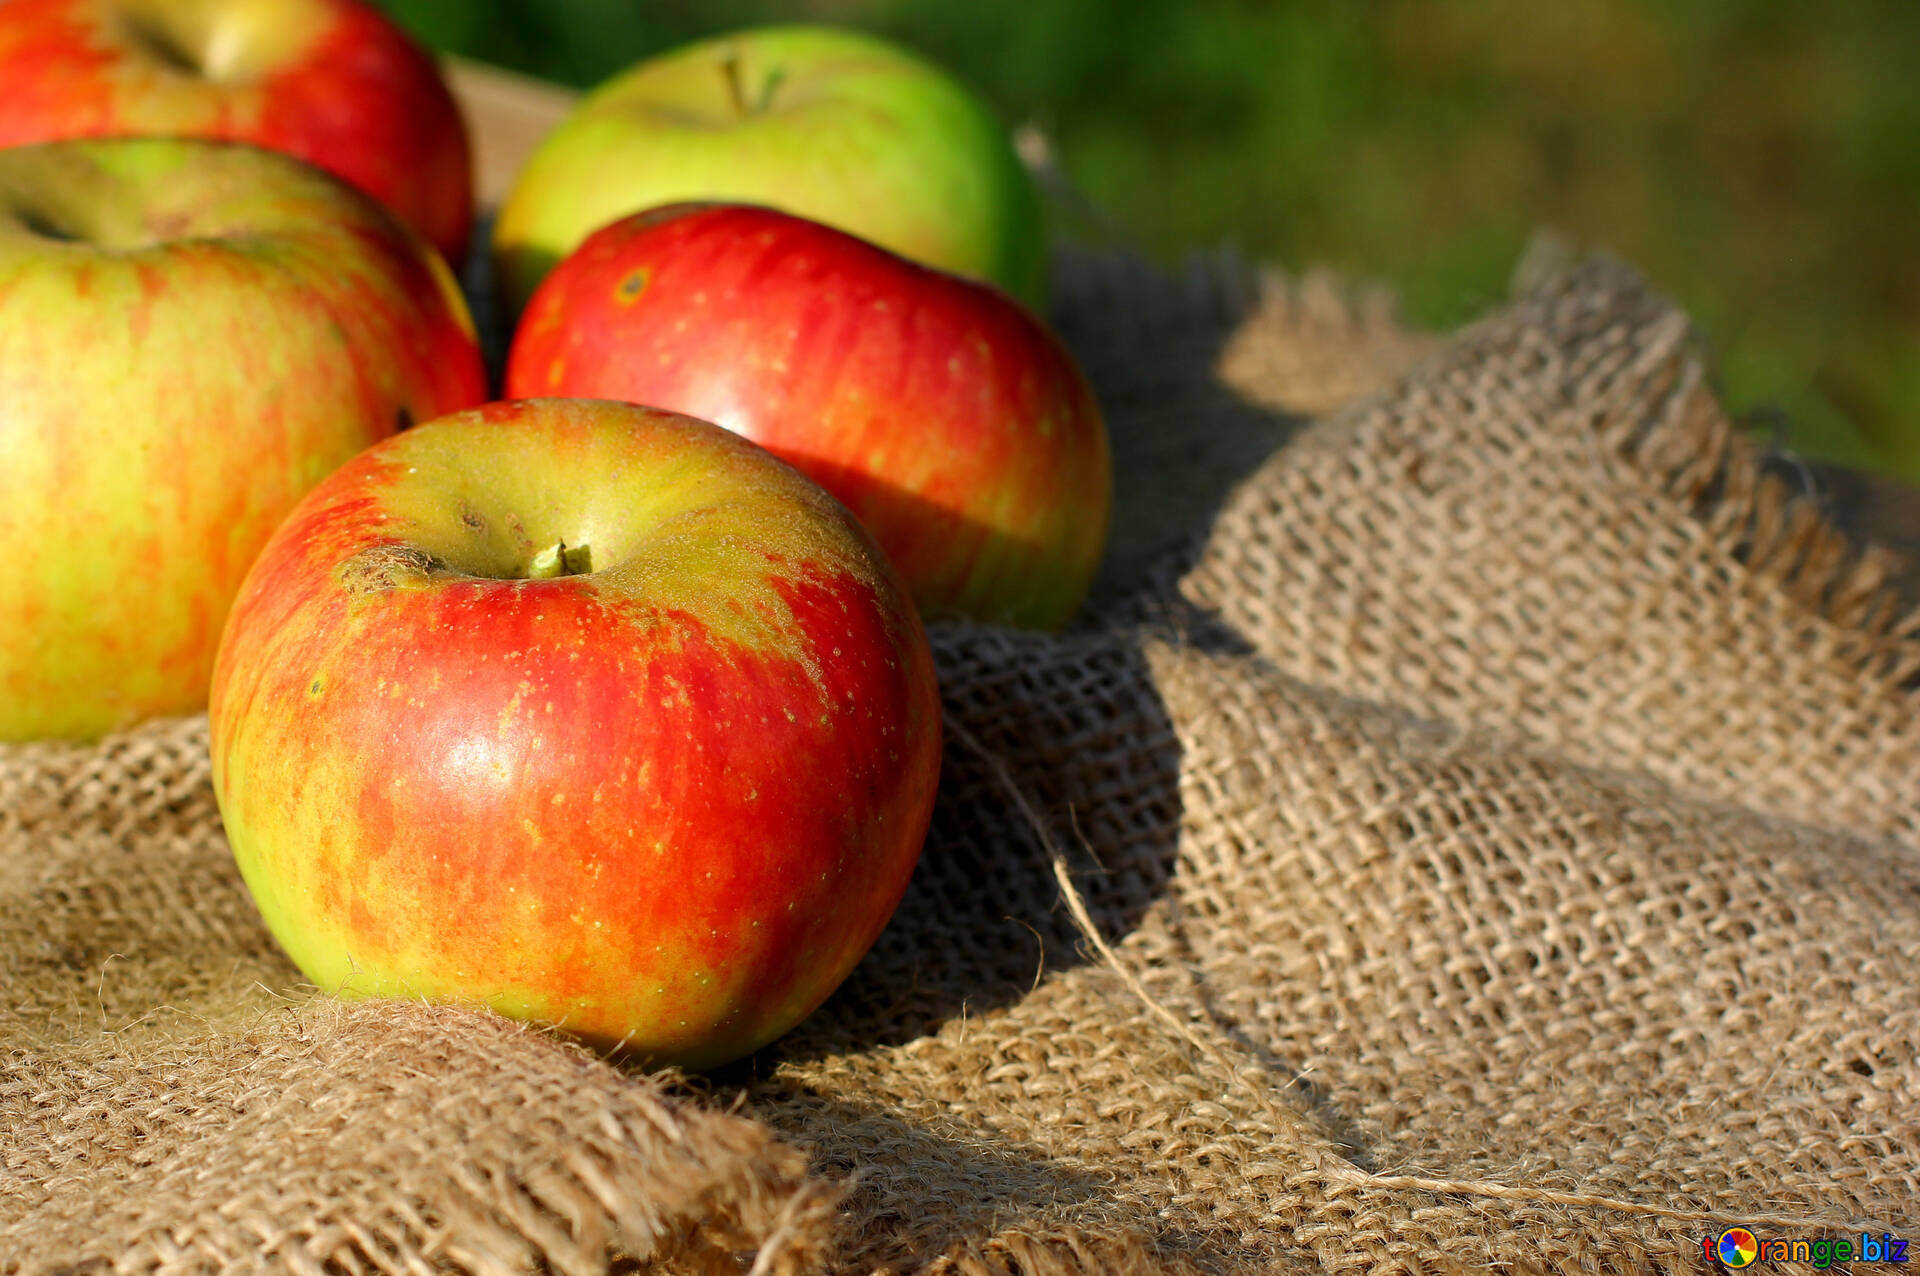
[[3, 251, 1916, 1274]]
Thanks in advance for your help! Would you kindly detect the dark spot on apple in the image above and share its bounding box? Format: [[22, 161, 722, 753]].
[[309, 679, 323, 696], [461, 505, 487, 534], [337, 544, 439, 596], [115, 10, 202, 76], [18, 209, 78, 243], [617, 269, 650, 302]]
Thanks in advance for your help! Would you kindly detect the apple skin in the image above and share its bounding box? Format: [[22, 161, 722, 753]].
[[507, 204, 1110, 631], [492, 24, 1046, 315], [208, 398, 944, 1070], [0, 138, 487, 741], [0, 0, 473, 264]]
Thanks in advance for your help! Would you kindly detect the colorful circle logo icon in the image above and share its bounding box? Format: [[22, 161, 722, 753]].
[[1716, 1228, 1760, 1268]]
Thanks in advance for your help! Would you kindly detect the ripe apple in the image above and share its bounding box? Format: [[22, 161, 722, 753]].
[[208, 398, 944, 1069], [0, 138, 487, 741], [507, 203, 1111, 631], [0, 0, 473, 264], [491, 23, 1046, 316]]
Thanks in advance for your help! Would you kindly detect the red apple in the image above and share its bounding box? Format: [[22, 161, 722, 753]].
[[506, 203, 1111, 631], [208, 398, 944, 1069], [0, 137, 487, 741], [0, 0, 473, 263]]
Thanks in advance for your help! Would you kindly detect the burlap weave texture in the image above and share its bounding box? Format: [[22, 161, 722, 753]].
[[2, 254, 1914, 1274]]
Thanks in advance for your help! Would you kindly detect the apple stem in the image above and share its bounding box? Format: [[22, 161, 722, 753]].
[[758, 67, 787, 112], [721, 49, 749, 116], [528, 542, 566, 579], [527, 541, 592, 579]]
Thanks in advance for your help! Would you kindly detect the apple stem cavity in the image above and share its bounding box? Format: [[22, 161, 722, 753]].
[[528, 541, 593, 579], [717, 51, 785, 116]]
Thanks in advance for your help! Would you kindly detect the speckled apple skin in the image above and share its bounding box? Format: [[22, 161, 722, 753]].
[[209, 399, 943, 1070], [0, 138, 486, 740], [507, 204, 1110, 631]]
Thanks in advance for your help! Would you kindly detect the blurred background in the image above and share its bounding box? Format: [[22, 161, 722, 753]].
[[377, 0, 1920, 484]]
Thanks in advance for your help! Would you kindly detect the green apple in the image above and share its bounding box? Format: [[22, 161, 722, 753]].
[[491, 24, 1046, 315], [0, 138, 487, 741]]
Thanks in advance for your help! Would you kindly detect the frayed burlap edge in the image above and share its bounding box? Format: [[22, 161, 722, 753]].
[[1, 996, 842, 1276]]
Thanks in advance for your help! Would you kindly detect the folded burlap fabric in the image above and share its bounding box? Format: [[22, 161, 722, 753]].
[[3, 254, 1914, 1274]]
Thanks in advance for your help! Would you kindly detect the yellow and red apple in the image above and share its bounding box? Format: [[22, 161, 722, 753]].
[[0, 138, 486, 741], [0, 0, 473, 263], [507, 203, 1111, 630], [208, 398, 944, 1069], [492, 24, 1046, 314]]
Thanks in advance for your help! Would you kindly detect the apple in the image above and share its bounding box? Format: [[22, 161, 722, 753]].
[[0, 0, 473, 264], [208, 397, 944, 1069], [506, 203, 1111, 631], [491, 23, 1046, 316], [0, 137, 487, 741]]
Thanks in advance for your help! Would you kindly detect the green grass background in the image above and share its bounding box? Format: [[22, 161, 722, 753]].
[[377, 0, 1920, 482]]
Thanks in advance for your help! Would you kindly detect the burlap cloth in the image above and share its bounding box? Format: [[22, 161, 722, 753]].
[[4, 249, 1916, 1274]]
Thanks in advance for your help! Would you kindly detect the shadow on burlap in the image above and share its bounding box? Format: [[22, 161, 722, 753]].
[[3, 252, 1916, 1274]]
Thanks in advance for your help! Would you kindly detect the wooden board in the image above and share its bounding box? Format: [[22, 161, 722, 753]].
[[446, 56, 579, 208]]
